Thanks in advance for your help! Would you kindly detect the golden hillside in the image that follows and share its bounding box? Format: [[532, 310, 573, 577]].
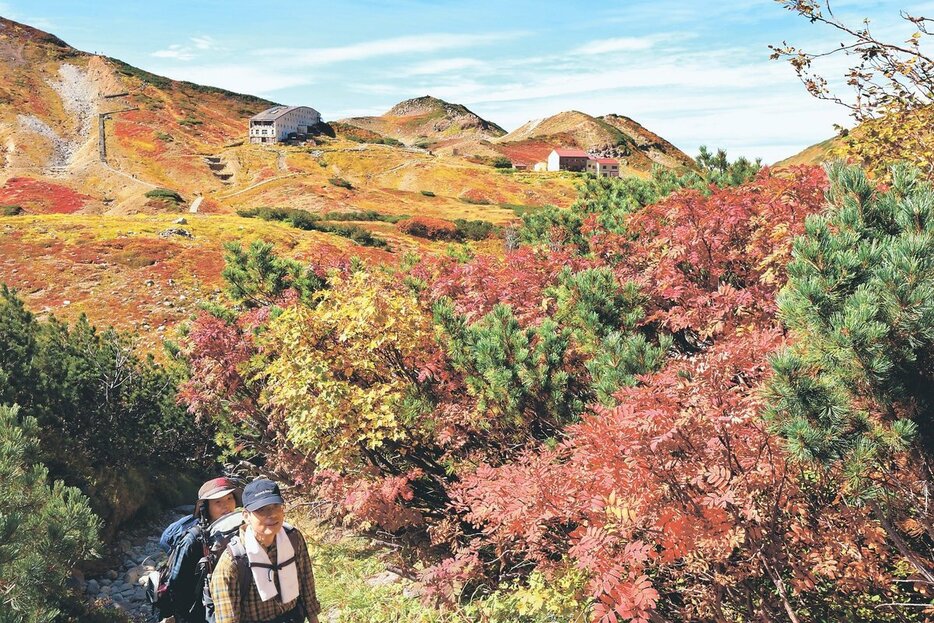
[[775, 135, 842, 167]]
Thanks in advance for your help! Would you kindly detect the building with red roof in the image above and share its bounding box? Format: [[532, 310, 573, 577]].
[[547, 148, 590, 172], [587, 157, 620, 177]]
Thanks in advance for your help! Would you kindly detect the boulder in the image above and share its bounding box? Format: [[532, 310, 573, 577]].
[[159, 227, 193, 238]]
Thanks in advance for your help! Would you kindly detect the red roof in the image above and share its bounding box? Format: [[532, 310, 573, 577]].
[[553, 148, 589, 158], [593, 158, 618, 165]]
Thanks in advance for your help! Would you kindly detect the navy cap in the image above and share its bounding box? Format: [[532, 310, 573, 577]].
[[243, 479, 285, 511]]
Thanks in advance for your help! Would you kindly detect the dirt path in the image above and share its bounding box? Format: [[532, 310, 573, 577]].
[[216, 172, 304, 200]]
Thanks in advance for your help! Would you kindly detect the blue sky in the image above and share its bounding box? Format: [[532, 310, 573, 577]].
[[3, 0, 931, 162]]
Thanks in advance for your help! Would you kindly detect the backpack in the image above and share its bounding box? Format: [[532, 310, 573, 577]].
[[146, 523, 205, 620], [146, 514, 242, 622], [205, 524, 304, 622], [159, 514, 199, 553]]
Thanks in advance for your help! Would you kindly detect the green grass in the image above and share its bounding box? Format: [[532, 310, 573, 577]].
[[300, 522, 446, 623], [321, 210, 406, 224], [501, 203, 546, 217], [1, 205, 23, 216]]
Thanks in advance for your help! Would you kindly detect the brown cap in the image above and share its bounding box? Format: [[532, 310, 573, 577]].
[[194, 477, 241, 517]]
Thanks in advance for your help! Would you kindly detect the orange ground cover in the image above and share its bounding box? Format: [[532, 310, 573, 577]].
[[495, 140, 556, 165], [0, 177, 93, 214]]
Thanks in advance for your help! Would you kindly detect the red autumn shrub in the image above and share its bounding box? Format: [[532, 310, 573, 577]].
[[596, 166, 828, 341], [0, 176, 93, 214], [452, 329, 897, 622], [420, 246, 594, 324], [398, 216, 459, 241]]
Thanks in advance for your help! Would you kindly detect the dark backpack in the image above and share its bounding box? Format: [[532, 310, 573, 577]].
[[146, 524, 205, 619], [147, 519, 241, 622]]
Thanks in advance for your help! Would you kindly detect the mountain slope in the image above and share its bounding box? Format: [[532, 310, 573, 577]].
[[775, 135, 842, 167], [0, 15, 275, 212], [338, 96, 506, 146], [598, 113, 695, 170]]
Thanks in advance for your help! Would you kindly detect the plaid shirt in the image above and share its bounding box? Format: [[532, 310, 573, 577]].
[[210, 525, 320, 623]]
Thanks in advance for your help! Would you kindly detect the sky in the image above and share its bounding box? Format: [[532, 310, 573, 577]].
[[2, 0, 932, 163]]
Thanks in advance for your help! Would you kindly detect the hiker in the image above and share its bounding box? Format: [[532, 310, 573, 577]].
[[157, 476, 243, 623], [210, 479, 321, 623]]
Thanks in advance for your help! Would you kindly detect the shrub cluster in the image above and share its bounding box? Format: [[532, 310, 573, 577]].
[[184, 161, 934, 622], [145, 187, 184, 202], [460, 193, 491, 205], [328, 177, 353, 190], [397, 216, 458, 240], [397, 216, 497, 241], [238, 207, 389, 249]]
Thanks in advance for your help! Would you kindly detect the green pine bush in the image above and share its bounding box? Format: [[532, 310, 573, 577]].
[[0, 286, 215, 532], [0, 404, 99, 623]]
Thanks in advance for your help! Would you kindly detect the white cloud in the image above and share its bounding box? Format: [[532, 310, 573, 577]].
[[151, 45, 196, 61], [331, 105, 390, 119], [573, 36, 662, 55], [255, 32, 523, 67], [147, 63, 312, 95], [150, 35, 221, 62], [190, 35, 216, 50], [401, 57, 486, 76]]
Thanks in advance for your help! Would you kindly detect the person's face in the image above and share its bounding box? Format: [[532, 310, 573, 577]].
[[206, 492, 237, 522], [244, 503, 285, 546]]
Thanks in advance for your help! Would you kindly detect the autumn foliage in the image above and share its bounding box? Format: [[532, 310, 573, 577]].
[[397, 216, 459, 240], [181, 164, 933, 621]]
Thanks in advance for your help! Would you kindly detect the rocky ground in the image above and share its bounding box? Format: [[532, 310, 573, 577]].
[[79, 506, 193, 621]]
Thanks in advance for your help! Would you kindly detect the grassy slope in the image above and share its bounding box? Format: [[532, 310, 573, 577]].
[[295, 517, 446, 623], [774, 135, 842, 167], [0, 212, 385, 341]]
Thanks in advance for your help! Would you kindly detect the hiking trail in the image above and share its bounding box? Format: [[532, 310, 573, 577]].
[[79, 506, 191, 621]]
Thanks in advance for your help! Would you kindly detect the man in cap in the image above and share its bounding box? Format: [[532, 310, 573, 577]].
[[210, 479, 320, 623]]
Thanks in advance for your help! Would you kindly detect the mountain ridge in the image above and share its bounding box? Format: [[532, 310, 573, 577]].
[[338, 95, 507, 146]]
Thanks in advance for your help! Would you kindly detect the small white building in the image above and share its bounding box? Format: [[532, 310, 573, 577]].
[[587, 157, 620, 177], [547, 148, 590, 172], [249, 105, 321, 144]]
